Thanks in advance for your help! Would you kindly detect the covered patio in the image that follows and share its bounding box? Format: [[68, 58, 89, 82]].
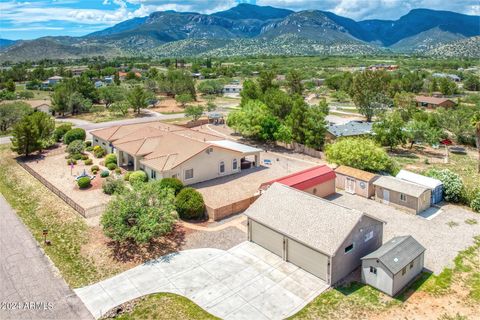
[[208, 140, 262, 169]]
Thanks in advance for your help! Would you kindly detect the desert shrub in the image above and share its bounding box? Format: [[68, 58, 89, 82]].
[[175, 187, 205, 220], [100, 170, 110, 178], [85, 140, 92, 147], [105, 154, 117, 166], [107, 163, 117, 170], [84, 159, 93, 165], [129, 170, 148, 185], [93, 145, 102, 152], [67, 140, 85, 155], [81, 154, 89, 160], [71, 153, 82, 160], [85, 146, 94, 152], [64, 128, 86, 145], [470, 189, 480, 212], [115, 168, 122, 174], [124, 171, 131, 181], [102, 177, 125, 195], [91, 165, 99, 174], [77, 177, 91, 189], [94, 148, 106, 158], [426, 169, 465, 203], [67, 159, 77, 165], [325, 138, 398, 174], [54, 123, 72, 141], [159, 178, 184, 195]]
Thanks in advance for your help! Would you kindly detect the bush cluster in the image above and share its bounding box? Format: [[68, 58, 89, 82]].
[[100, 170, 110, 178], [94, 147, 106, 158], [124, 171, 131, 181], [67, 139, 85, 155], [470, 189, 480, 213], [67, 159, 77, 165], [54, 123, 72, 142], [91, 165, 100, 174], [115, 168, 122, 174], [107, 163, 117, 170], [85, 141, 92, 147], [175, 187, 205, 220], [128, 170, 147, 185], [105, 154, 117, 166], [159, 178, 184, 195], [64, 128, 86, 145], [77, 176, 91, 189], [84, 159, 93, 165], [426, 168, 465, 203], [102, 178, 125, 195]]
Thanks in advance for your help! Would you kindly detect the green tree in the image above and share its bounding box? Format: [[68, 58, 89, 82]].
[[175, 187, 205, 220], [127, 86, 152, 114], [0, 102, 31, 132], [438, 77, 457, 95], [30, 111, 55, 151], [114, 72, 120, 85], [373, 111, 407, 150], [274, 124, 293, 144], [350, 70, 391, 121], [51, 85, 70, 116], [197, 80, 224, 95], [325, 138, 398, 174], [405, 119, 442, 148], [471, 112, 480, 173], [206, 102, 217, 112], [393, 92, 416, 121], [185, 105, 204, 121], [302, 104, 327, 149], [5, 79, 15, 92], [464, 74, 480, 91], [101, 182, 177, 243], [175, 93, 194, 108], [98, 86, 125, 108], [286, 70, 304, 95], [258, 70, 277, 93], [11, 115, 40, 157], [240, 80, 261, 103], [110, 101, 129, 116], [435, 105, 477, 143], [263, 88, 292, 120]]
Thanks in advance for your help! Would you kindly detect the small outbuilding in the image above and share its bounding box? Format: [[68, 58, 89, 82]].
[[246, 183, 384, 284], [415, 96, 455, 109], [361, 235, 425, 296], [395, 170, 443, 205], [335, 165, 379, 198], [373, 176, 431, 214], [258, 165, 336, 198]]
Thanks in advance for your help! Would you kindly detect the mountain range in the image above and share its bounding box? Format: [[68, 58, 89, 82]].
[[1, 4, 479, 62]]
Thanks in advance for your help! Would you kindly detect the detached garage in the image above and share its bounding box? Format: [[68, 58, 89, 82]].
[[245, 183, 384, 284]]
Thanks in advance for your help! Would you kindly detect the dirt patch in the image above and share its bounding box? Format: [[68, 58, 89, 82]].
[[150, 96, 208, 114]]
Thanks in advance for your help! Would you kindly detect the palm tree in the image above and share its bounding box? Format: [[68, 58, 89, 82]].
[[472, 112, 480, 173]]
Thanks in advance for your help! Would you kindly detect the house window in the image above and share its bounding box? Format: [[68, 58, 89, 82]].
[[232, 159, 238, 170], [185, 169, 194, 180], [219, 161, 225, 174], [370, 266, 377, 275], [344, 243, 354, 254], [171, 173, 179, 179], [151, 170, 157, 179], [410, 261, 414, 269], [95, 139, 98, 143], [402, 267, 406, 275], [364, 231, 374, 242], [400, 193, 407, 202]]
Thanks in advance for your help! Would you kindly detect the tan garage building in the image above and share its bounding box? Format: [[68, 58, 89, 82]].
[[245, 183, 384, 284], [373, 176, 431, 214], [335, 165, 379, 198]]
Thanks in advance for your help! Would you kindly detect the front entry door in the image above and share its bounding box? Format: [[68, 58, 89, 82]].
[[383, 189, 390, 204], [346, 177, 356, 194]]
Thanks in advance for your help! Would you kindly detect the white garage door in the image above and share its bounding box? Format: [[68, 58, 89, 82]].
[[287, 239, 329, 281], [250, 220, 284, 257]]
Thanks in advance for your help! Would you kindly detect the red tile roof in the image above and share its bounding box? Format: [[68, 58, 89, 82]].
[[260, 165, 336, 191]]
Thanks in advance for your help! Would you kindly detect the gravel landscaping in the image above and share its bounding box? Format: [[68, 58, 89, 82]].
[[327, 191, 480, 274]]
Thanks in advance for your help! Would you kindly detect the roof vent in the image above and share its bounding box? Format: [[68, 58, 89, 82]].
[[394, 258, 399, 262]]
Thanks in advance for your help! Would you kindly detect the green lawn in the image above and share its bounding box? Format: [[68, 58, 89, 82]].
[[108, 293, 218, 320], [0, 145, 114, 287]]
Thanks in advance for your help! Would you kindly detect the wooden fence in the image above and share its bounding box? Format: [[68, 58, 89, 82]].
[[17, 161, 105, 218], [206, 195, 259, 221], [275, 141, 323, 158]]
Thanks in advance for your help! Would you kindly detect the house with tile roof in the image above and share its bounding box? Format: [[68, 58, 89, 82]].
[[361, 235, 425, 296], [90, 121, 262, 185], [415, 96, 455, 109]]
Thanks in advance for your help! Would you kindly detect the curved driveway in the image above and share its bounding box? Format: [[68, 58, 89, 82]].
[[75, 242, 328, 320]]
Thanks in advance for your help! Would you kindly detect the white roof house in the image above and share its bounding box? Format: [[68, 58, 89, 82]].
[[395, 170, 442, 189]]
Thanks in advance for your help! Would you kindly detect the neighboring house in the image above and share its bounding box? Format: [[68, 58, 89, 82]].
[[41, 76, 63, 88], [335, 165, 379, 198], [361, 235, 425, 296], [326, 121, 373, 142], [258, 165, 336, 198], [432, 73, 461, 82], [396, 170, 443, 205], [415, 96, 456, 109], [94, 81, 104, 88], [70, 67, 87, 77], [368, 64, 399, 71], [245, 183, 384, 284], [222, 84, 242, 94], [104, 76, 114, 84], [91, 121, 262, 185], [191, 72, 204, 79], [118, 71, 141, 80], [373, 176, 431, 214]]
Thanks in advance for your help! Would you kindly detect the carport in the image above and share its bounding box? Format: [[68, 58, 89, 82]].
[[208, 140, 262, 168]]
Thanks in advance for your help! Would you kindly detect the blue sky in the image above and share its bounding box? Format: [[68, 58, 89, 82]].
[[1, 0, 479, 40]]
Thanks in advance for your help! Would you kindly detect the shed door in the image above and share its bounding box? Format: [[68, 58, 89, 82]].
[[346, 177, 356, 194], [383, 189, 390, 204], [250, 220, 284, 257], [287, 239, 329, 281]]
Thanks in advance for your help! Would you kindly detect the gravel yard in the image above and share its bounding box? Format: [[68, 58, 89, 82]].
[[24, 149, 111, 212], [328, 191, 480, 274]]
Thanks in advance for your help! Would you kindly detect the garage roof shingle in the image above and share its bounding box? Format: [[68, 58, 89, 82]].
[[245, 183, 380, 256]]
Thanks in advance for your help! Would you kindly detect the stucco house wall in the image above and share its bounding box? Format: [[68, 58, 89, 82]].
[[92, 135, 115, 154], [331, 215, 383, 284], [302, 179, 336, 198], [375, 187, 431, 214]]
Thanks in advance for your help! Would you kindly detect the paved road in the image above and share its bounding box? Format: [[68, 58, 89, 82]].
[[0, 195, 93, 320], [76, 242, 328, 320]]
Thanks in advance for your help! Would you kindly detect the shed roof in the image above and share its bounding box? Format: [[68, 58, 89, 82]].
[[373, 176, 430, 198], [259, 165, 336, 191], [335, 165, 378, 182], [396, 170, 442, 189], [245, 183, 381, 256], [362, 236, 425, 274], [327, 121, 373, 137]]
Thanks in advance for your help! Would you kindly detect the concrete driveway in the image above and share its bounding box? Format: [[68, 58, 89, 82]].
[[75, 242, 328, 320]]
